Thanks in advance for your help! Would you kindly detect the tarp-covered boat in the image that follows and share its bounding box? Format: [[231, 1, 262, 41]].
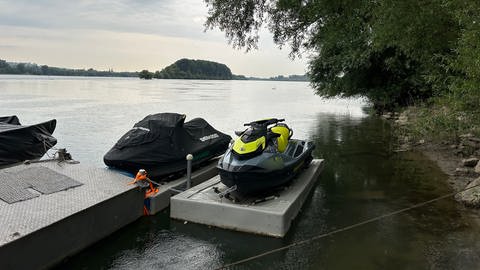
[[104, 113, 231, 179], [0, 116, 57, 166]]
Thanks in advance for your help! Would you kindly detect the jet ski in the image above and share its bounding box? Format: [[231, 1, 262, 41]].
[[217, 118, 315, 195], [104, 113, 231, 180], [0, 115, 57, 167]]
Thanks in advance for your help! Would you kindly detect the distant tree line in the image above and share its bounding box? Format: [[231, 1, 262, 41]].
[[0, 59, 137, 77], [247, 74, 308, 82]]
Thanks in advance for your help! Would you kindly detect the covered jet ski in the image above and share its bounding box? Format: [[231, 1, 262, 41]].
[[104, 113, 231, 179], [0, 115, 57, 166], [217, 118, 315, 195]]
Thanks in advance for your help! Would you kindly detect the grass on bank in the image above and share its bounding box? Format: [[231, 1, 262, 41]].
[[399, 94, 480, 143]]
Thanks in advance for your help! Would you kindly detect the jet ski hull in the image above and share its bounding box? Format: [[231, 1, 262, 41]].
[[218, 139, 315, 195]]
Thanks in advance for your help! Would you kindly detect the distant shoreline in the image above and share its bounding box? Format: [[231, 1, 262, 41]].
[[0, 58, 308, 82], [0, 73, 309, 82]]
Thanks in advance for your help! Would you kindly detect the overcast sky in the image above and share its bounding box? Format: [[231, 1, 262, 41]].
[[0, 0, 308, 77]]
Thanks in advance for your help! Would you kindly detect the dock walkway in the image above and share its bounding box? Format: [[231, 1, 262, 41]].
[[0, 161, 144, 269]]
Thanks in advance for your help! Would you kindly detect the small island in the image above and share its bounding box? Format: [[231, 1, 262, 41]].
[[140, 58, 233, 80]]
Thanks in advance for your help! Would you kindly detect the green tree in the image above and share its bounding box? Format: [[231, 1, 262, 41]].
[[16, 63, 26, 74], [41, 65, 49, 75], [0, 59, 11, 73], [204, 0, 460, 111], [139, 69, 154, 79], [447, 1, 480, 111]]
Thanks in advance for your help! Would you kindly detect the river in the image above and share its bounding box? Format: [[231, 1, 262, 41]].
[[1, 75, 479, 269]]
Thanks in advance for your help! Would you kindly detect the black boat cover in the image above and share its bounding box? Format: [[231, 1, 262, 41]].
[[0, 116, 57, 166], [104, 113, 231, 178]]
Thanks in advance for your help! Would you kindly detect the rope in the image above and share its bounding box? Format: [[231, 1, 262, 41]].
[[216, 181, 480, 270], [33, 138, 79, 165], [43, 138, 57, 159]]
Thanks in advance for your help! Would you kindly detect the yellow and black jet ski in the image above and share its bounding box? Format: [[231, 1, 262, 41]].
[[217, 118, 315, 195]]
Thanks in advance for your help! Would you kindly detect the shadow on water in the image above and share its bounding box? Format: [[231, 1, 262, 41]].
[[59, 114, 480, 270]]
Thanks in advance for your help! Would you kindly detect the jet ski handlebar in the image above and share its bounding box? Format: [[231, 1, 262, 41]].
[[243, 118, 285, 127]]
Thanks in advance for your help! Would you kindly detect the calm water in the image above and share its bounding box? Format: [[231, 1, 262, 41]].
[[1, 75, 479, 269]]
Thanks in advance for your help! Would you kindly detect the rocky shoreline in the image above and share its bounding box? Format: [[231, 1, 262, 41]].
[[383, 112, 480, 208]]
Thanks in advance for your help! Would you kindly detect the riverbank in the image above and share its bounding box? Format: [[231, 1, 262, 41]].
[[385, 110, 480, 208]]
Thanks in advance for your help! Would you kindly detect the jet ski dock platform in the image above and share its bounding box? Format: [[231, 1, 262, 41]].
[[170, 159, 325, 238]]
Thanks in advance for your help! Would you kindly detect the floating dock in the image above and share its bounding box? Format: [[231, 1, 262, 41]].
[[0, 159, 218, 269], [170, 159, 324, 238], [0, 161, 144, 269]]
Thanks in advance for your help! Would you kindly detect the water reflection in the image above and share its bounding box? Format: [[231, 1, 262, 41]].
[[280, 113, 480, 269]]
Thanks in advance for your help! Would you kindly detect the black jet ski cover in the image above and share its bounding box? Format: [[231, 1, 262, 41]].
[[0, 116, 57, 166], [104, 113, 231, 178]]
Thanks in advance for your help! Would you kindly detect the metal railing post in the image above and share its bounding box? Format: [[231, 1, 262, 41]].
[[186, 154, 193, 189]]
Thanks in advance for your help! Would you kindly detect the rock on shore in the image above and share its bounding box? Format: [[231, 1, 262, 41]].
[[462, 157, 479, 167], [458, 177, 480, 207]]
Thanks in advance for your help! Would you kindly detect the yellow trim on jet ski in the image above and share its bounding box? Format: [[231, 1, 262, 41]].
[[232, 136, 266, 155], [270, 125, 290, 153]]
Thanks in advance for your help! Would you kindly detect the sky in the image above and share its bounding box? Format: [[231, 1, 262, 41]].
[[0, 0, 308, 77]]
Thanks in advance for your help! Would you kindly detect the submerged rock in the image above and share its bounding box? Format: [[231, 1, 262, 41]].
[[458, 177, 480, 207], [476, 162, 480, 174], [462, 157, 479, 167]]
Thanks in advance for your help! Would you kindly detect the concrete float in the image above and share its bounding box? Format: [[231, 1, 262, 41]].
[[170, 159, 324, 238]]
